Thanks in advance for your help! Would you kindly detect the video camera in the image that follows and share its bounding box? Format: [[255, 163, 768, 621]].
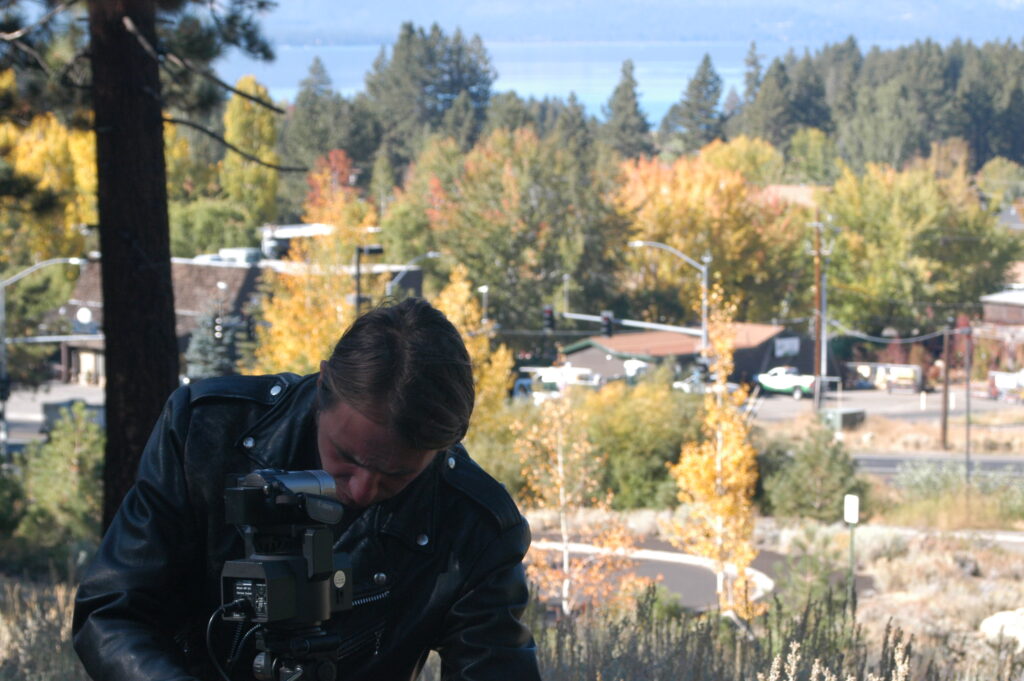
[[213, 469, 353, 681]]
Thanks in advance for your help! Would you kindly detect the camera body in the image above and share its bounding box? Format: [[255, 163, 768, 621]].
[[218, 469, 353, 680]]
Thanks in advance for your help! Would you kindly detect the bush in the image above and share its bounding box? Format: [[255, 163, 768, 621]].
[[0, 468, 25, 535], [582, 370, 702, 509], [882, 461, 1024, 529], [763, 421, 869, 523], [15, 402, 104, 560]]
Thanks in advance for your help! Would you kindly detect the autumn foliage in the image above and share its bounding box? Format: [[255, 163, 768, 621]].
[[663, 287, 764, 620], [514, 392, 648, 616]]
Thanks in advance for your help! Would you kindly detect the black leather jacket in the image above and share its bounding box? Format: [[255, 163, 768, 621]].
[[72, 373, 541, 681]]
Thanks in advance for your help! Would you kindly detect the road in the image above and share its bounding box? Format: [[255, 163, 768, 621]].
[[750, 385, 1019, 424]]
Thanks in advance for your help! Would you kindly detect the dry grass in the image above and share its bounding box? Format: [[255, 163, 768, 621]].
[[759, 409, 1024, 454], [0, 577, 88, 681], [858, 533, 1024, 676]]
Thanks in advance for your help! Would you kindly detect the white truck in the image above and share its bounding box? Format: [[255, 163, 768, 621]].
[[756, 366, 815, 399]]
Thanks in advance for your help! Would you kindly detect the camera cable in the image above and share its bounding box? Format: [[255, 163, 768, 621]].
[[206, 598, 249, 681]]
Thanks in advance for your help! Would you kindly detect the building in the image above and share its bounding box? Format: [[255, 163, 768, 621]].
[[54, 250, 425, 385], [559, 323, 821, 385]]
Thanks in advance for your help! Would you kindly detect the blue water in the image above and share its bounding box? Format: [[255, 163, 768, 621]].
[[216, 39, 792, 125]]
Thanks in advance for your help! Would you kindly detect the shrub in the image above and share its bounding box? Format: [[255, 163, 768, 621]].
[[763, 421, 869, 522], [0, 467, 25, 535], [15, 402, 104, 558], [884, 462, 1024, 530]]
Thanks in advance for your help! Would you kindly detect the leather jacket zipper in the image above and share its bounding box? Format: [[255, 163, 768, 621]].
[[351, 589, 390, 607]]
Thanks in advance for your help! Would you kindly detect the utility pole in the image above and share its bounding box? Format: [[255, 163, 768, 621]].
[[941, 318, 952, 450], [965, 325, 972, 485], [811, 220, 824, 410]]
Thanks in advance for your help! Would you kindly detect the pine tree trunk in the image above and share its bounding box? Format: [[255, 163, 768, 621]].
[[88, 0, 179, 531]]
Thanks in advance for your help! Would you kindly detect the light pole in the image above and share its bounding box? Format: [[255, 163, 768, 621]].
[[628, 240, 711, 352], [1, 256, 88, 461], [385, 251, 443, 298], [353, 244, 384, 315], [477, 285, 489, 322]]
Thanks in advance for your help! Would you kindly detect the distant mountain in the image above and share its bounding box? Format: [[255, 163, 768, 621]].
[[216, 0, 1024, 121], [254, 0, 1023, 48]]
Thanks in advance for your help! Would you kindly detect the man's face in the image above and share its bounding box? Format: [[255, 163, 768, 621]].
[[316, 399, 438, 510]]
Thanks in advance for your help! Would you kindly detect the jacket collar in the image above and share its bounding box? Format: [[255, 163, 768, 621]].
[[235, 373, 319, 470], [374, 451, 444, 555]]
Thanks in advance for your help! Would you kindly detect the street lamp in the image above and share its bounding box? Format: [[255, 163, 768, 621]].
[[628, 240, 711, 352], [1, 256, 89, 461], [385, 251, 443, 298], [353, 244, 384, 315]]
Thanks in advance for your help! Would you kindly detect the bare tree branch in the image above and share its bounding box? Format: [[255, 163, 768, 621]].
[[123, 16, 285, 115], [164, 116, 307, 172], [0, 0, 81, 41], [11, 38, 52, 76]]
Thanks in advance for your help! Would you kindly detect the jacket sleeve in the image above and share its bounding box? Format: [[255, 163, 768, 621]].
[[72, 386, 206, 681], [435, 519, 542, 681]]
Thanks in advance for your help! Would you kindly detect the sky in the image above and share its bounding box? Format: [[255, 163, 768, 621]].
[[214, 0, 1024, 124]]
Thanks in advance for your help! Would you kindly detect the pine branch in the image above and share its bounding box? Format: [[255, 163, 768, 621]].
[[0, 0, 81, 41], [164, 116, 307, 172], [122, 16, 284, 115]]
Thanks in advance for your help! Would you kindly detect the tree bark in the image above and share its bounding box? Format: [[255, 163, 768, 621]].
[[88, 0, 179, 531]]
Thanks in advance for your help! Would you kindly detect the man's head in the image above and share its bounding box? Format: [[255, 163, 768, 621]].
[[316, 298, 474, 508]]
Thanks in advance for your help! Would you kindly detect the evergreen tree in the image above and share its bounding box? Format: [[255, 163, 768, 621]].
[[185, 309, 236, 380], [764, 422, 866, 522], [660, 54, 723, 156], [788, 54, 831, 133], [743, 41, 762, 105], [744, 59, 795, 148], [365, 22, 495, 170], [440, 90, 480, 151], [600, 59, 654, 158], [484, 91, 536, 134]]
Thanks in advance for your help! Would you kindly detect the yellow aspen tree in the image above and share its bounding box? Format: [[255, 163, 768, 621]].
[[0, 109, 93, 263], [248, 154, 382, 375], [514, 392, 645, 616], [432, 263, 514, 437], [247, 233, 357, 375], [664, 286, 764, 619], [221, 75, 279, 225]]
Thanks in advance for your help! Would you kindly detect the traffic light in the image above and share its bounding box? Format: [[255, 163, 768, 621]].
[[542, 304, 555, 332], [600, 310, 614, 337], [214, 316, 224, 341]]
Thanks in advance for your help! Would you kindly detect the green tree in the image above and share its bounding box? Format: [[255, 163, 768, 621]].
[[17, 402, 104, 551], [169, 197, 253, 257], [785, 127, 839, 184], [582, 369, 701, 509], [601, 59, 654, 158], [220, 74, 279, 225], [743, 41, 762, 106], [743, 60, 795, 148], [365, 22, 494, 169], [764, 422, 866, 522], [439, 89, 480, 152], [483, 91, 536, 134], [660, 53, 723, 157]]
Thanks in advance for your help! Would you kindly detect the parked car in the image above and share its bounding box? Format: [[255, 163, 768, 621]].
[[756, 366, 815, 399]]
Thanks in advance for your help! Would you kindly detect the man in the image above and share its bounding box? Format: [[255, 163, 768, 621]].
[[73, 298, 541, 680]]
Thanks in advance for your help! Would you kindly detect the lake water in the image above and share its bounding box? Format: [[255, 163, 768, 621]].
[[216, 39, 810, 125]]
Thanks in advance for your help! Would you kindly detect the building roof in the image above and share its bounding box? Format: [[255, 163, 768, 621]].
[[756, 185, 822, 209], [565, 322, 786, 359], [981, 289, 1024, 307], [65, 257, 263, 339]]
